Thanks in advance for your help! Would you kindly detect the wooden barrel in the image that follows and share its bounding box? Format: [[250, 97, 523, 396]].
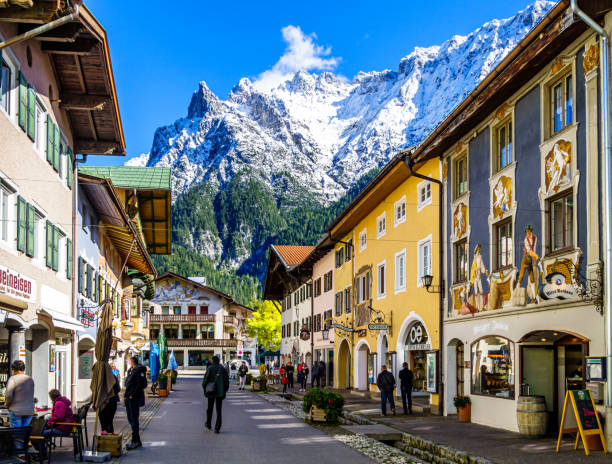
[[517, 395, 548, 437]]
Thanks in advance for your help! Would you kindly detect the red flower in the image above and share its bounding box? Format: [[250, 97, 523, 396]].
[[328, 399, 332, 404]]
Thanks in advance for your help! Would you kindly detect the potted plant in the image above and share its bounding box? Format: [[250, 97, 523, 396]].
[[303, 388, 344, 423], [454, 395, 471, 422], [251, 374, 267, 391]]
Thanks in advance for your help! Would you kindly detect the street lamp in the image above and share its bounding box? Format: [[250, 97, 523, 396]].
[[421, 275, 444, 294]]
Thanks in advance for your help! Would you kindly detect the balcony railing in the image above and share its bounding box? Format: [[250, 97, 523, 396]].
[[223, 315, 238, 325], [166, 338, 238, 348], [150, 314, 216, 323]]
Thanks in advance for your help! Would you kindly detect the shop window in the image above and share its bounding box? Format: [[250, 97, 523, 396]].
[[549, 73, 573, 135], [377, 212, 386, 238], [454, 155, 468, 199], [548, 190, 573, 253], [495, 219, 513, 270], [471, 336, 515, 398], [377, 261, 386, 298], [395, 196, 407, 225], [494, 119, 513, 172], [454, 239, 468, 283], [359, 229, 367, 251], [165, 325, 178, 339], [161, 306, 169, 315], [173, 306, 181, 315], [183, 324, 197, 339], [150, 325, 160, 340]]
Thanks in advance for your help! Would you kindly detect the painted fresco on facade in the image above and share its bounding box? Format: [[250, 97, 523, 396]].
[[151, 278, 211, 303], [544, 140, 571, 194]]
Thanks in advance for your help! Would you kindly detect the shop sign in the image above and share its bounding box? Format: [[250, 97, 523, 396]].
[[0, 265, 35, 303], [357, 329, 367, 338], [331, 323, 354, 333], [406, 321, 430, 351], [78, 350, 93, 379], [540, 272, 576, 300], [300, 327, 311, 341], [368, 323, 389, 331]]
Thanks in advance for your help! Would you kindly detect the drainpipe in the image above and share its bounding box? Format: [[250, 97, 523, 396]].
[[404, 152, 445, 416], [570, 0, 612, 441], [0, 3, 81, 50]]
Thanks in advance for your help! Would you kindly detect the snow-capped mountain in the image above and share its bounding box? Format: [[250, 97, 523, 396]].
[[145, 1, 553, 204]]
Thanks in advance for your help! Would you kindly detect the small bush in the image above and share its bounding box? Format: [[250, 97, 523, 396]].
[[453, 395, 471, 408]]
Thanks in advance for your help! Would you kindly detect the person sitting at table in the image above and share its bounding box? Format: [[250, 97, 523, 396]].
[[44, 389, 76, 437]]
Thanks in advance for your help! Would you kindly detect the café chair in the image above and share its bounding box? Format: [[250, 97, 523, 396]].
[[28, 418, 51, 464]]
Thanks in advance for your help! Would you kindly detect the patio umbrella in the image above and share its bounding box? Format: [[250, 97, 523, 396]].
[[89, 301, 115, 412], [168, 350, 178, 370], [149, 342, 160, 383]]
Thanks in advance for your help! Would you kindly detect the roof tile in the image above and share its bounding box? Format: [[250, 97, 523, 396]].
[[273, 245, 315, 267]]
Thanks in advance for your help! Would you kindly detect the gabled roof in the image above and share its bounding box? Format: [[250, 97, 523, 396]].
[[272, 245, 315, 268], [78, 166, 171, 190], [155, 272, 253, 312]]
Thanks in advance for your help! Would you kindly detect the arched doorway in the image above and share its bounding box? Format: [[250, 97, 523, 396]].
[[337, 339, 351, 389], [519, 330, 589, 431], [378, 333, 391, 373], [355, 340, 371, 391], [446, 338, 464, 414]]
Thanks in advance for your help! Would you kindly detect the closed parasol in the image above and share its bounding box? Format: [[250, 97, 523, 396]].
[[89, 301, 116, 412]]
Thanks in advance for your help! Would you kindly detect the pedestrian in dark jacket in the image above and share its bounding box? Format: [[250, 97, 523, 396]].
[[318, 360, 326, 386], [286, 362, 295, 389], [376, 365, 396, 416], [300, 365, 309, 391], [124, 357, 147, 449], [99, 373, 121, 433], [202, 355, 230, 433], [311, 363, 319, 388], [398, 362, 414, 414]]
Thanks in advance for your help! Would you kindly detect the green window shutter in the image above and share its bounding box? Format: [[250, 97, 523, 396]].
[[67, 147, 73, 188], [66, 239, 72, 280], [52, 226, 59, 271], [18, 72, 27, 131], [27, 87, 35, 140], [25, 203, 35, 257], [16, 196, 26, 252], [53, 124, 60, 171], [45, 221, 52, 268], [86, 264, 93, 298], [77, 257, 83, 293], [46, 115, 54, 164]]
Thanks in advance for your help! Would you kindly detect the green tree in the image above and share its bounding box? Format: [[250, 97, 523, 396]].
[[246, 300, 281, 351]]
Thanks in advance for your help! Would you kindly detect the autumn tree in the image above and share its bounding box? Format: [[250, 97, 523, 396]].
[[246, 299, 281, 351]]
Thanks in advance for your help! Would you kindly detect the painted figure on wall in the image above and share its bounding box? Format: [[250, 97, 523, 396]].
[[545, 140, 571, 194], [514, 225, 542, 303], [470, 244, 488, 311], [453, 203, 467, 239], [493, 176, 512, 219]]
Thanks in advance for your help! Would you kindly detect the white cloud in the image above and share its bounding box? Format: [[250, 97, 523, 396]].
[[253, 25, 340, 91]]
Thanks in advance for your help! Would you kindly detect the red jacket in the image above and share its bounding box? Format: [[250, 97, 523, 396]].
[[48, 396, 75, 433]]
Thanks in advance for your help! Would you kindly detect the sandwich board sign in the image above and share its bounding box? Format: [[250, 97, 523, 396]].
[[556, 389, 607, 455]]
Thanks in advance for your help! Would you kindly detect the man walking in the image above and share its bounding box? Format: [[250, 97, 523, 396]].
[[398, 362, 414, 414], [286, 361, 295, 390], [238, 361, 248, 390], [376, 365, 396, 416], [124, 356, 147, 450], [202, 355, 230, 433]]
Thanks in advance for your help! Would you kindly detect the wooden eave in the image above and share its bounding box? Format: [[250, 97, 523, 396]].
[[0, 2, 126, 155], [136, 189, 172, 255], [263, 246, 312, 301], [411, 0, 612, 165], [78, 174, 156, 276]]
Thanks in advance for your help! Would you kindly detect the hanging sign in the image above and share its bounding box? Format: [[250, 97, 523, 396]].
[[556, 389, 607, 455], [368, 323, 389, 331], [540, 272, 576, 300], [406, 321, 431, 351], [331, 323, 354, 333], [299, 327, 310, 341]]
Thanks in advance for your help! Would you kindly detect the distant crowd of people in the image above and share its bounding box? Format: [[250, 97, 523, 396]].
[[273, 360, 327, 393]]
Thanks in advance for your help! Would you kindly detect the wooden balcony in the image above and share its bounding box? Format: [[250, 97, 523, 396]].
[[223, 315, 238, 325], [166, 338, 238, 348], [150, 314, 216, 323]]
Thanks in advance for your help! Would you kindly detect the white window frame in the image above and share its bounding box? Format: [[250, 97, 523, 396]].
[[417, 179, 432, 211], [31, 202, 46, 267], [359, 228, 367, 252], [417, 235, 433, 287], [34, 98, 46, 156], [55, 226, 68, 280], [377, 260, 386, 299], [0, 44, 18, 123], [394, 249, 406, 294], [0, 172, 17, 252], [377, 212, 386, 239], [394, 195, 406, 226]]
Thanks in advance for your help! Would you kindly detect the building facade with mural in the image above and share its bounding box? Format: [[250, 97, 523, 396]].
[[328, 154, 442, 411], [403, 3, 612, 432], [149, 272, 252, 367]]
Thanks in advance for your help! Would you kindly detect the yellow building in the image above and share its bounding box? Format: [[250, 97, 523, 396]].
[[329, 154, 442, 412]]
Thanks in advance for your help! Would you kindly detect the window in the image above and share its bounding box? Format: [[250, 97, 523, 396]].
[[335, 247, 344, 268], [377, 213, 386, 238], [35, 101, 46, 154], [45, 221, 59, 271], [417, 238, 432, 286], [418, 181, 432, 210], [0, 184, 10, 243], [200, 305, 208, 314], [287, 323, 292, 338], [161, 306, 169, 315], [377, 262, 386, 298], [66, 238, 72, 279], [454, 155, 468, 199], [359, 229, 367, 251], [307, 282, 312, 298], [314, 278, 321, 297], [345, 239, 352, 262], [550, 73, 573, 134], [0, 56, 11, 114], [334, 291, 343, 316], [150, 325, 160, 340], [395, 250, 406, 291], [454, 240, 468, 283], [25, 203, 35, 257], [201, 325, 214, 339], [323, 271, 333, 292], [344, 287, 351, 313], [496, 120, 513, 171], [183, 325, 197, 339], [395, 196, 407, 225], [188, 305, 196, 315], [356, 272, 370, 304], [173, 306, 181, 315], [549, 190, 573, 252], [324, 310, 332, 329], [471, 336, 515, 398], [165, 325, 178, 339], [293, 321, 298, 337], [282, 325, 285, 338], [495, 220, 513, 270]]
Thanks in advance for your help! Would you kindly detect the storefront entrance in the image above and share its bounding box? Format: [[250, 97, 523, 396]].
[[337, 339, 350, 389], [520, 330, 588, 433]]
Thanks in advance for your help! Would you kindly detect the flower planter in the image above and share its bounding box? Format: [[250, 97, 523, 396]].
[[251, 380, 266, 391], [309, 406, 327, 422], [458, 403, 471, 422], [158, 388, 168, 397], [585, 434, 604, 450]]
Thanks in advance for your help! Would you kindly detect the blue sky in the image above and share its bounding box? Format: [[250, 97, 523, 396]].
[[84, 0, 535, 166]]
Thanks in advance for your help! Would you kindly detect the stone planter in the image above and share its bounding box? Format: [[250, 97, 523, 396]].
[[309, 406, 327, 422], [458, 403, 471, 422]]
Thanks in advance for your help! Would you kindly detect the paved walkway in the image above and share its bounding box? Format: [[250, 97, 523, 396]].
[[112, 377, 374, 464]]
